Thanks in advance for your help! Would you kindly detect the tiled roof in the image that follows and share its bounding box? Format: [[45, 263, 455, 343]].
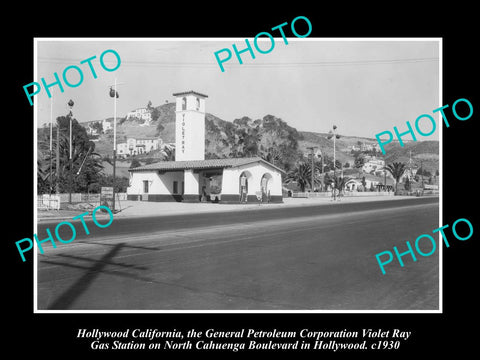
[[129, 157, 285, 173], [172, 90, 208, 98]]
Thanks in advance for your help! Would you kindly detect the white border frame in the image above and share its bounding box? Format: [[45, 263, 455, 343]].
[[33, 37, 442, 314]]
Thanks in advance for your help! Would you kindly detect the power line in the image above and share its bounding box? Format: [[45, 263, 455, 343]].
[[37, 57, 439, 68]]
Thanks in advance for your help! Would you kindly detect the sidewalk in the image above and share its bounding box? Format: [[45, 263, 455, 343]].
[[36, 194, 436, 223]]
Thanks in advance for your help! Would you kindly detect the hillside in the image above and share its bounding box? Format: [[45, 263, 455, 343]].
[[79, 102, 439, 174], [383, 140, 439, 174]]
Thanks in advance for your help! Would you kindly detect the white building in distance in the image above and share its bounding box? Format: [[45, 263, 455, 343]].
[[84, 118, 113, 135], [126, 108, 152, 124], [117, 137, 163, 158], [362, 157, 385, 173]]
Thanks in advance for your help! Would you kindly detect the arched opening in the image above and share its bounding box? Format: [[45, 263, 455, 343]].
[[260, 173, 273, 202], [182, 97, 187, 110], [239, 171, 252, 203]]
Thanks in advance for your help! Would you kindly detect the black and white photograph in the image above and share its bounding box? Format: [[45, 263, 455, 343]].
[[33, 38, 441, 312], [6, 6, 478, 357]]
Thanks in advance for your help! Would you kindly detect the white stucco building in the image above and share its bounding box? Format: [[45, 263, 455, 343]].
[[362, 157, 385, 173], [126, 108, 152, 123], [117, 137, 163, 158], [126, 91, 285, 203]]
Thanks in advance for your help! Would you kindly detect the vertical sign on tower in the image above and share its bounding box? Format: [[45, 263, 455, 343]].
[[173, 91, 208, 161], [182, 114, 186, 155]]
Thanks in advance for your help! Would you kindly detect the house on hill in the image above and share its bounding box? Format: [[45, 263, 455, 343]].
[[126, 107, 152, 124], [117, 137, 163, 158], [362, 157, 385, 174], [126, 91, 285, 203], [83, 118, 113, 135]]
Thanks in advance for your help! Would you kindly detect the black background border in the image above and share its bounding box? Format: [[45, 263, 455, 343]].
[[6, 5, 478, 358]]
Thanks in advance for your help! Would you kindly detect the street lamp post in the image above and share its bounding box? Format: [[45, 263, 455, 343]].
[[67, 99, 74, 204], [327, 125, 341, 177], [56, 118, 60, 194], [327, 125, 341, 200]]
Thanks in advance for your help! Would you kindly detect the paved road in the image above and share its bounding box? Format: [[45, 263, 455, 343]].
[[37, 197, 439, 311]]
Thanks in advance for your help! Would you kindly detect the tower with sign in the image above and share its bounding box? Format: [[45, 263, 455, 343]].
[[173, 91, 208, 161]]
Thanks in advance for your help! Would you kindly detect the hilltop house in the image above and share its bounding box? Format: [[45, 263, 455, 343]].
[[126, 108, 152, 125], [117, 137, 163, 158], [84, 118, 113, 135], [362, 157, 385, 174]]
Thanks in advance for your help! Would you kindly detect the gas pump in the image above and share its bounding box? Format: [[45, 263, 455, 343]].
[[240, 174, 247, 203]]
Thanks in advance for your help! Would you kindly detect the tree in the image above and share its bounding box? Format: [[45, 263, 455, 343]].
[[37, 116, 103, 194], [159, 146, 175, 161], [404, 176, 411, 191], [332, 175, 346, 191], [330, 175, 346, 200], [354, 155, 365, 176], [323, 172, 332, 189], [284, 162, 311, 192], [259, 145, 282, 166], [243, 132, 260, 157], [152, 107, 161, 127], [74, 152, 104, 193], [385, 162, 407, 194], [91, 175, 129, 193], [130, 158, 141, 169], [417, 167, 431, 177], [90, 121, 103, 134], [205, 152, 221, 159], [335, 159, 342, 171]]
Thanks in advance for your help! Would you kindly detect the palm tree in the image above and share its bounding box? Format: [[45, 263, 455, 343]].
[[285, 162, 311, 192], [385, 162, 407, 194], [354, 154, 365, 177], [37, 117, 104, 194], [330, 175, 347, 200], [333, 176, 346, 191], [159, 146, 175, 161]]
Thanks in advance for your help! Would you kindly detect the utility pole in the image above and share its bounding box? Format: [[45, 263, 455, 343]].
[[113, 79, 117, 212], [49, 98, 53, 194], [408, 150, 413, 181], [108, 79, 124, 213], [306, 146, 317, 193], [317, 148, 324, 191], [56, 118, 60, 194], [383, 153, 387, 192], [420, 160, 424, 187]]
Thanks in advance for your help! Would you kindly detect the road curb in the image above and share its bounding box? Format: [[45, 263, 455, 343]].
[[36, 196, 438, 223]]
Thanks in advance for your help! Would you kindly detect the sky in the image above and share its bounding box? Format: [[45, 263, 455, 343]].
[[34, 38, 440, 139]]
